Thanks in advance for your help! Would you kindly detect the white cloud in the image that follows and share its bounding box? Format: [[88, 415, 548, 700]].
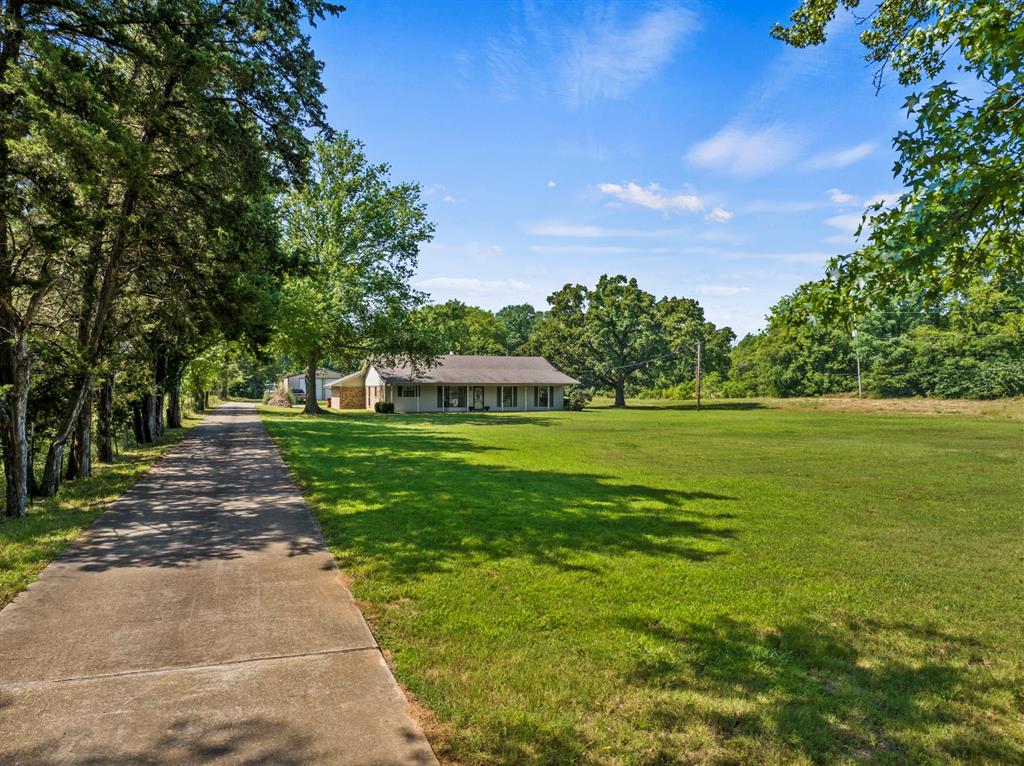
[[826, 187, 857, 204], [803, 142, 875, 170], [823, 190, 902, 241], [865, 190, 902, 207], [547, 180, 557, 188], [528, 244, 671, 255], [562, 6, 698, 107], [705, 206, 733, 223], [596, 181, 703, 213], [417, 277, 530, 300], [687, 124, 799, 176], [523, 220, 711, 239], [824, 212, 864, 235], [442, 195, 457, 204], [743, 199, 826, 213], [698, 285, 752, 297], [487, 4, 696, 108], [523, 221, 609, 238], [779, 251, 833, 263], [421, 242, 504, 259]]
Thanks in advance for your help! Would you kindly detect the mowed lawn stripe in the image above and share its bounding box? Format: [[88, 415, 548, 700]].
[[261, 402, 1023, 765]]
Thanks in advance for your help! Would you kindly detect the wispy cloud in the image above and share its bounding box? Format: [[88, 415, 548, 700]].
[[562, 5, 698, 107], [824, 212, 864, 235], [488, 3, 697, 108], [687, 124, 800, 176], [826, 187, 858, 204], [865, 190, 902, 207], [699, 285, 752, 296], [547, 179, 557, 188], [523, 221, 610, 237], [705, 206, 733, 223], [528, 244, 672, 255], [743, 199, 825, 213], [417, 277, 531, 300], [596, 181, 703, 213], [421, 241, 504, 259], [803, 142, 875, 170], [523, 220, 718, 239], [823, 190, 902, 240]]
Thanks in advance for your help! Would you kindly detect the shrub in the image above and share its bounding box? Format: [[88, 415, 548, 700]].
[[564, 386, 593, 411], [374, 401, 395, 413]]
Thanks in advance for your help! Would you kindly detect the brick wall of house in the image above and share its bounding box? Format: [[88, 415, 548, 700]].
[[339, 387, 364, 409]]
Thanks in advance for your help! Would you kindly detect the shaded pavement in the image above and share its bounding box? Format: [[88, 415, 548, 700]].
[[0, 403, 437, 765]]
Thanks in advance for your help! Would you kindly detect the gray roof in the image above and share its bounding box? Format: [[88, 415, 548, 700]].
[[374, 355, 578, 385]]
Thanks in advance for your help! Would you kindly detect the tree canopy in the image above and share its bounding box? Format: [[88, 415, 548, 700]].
[[529, 275, 733, 407], [273, 134, 435, 414], [773, 0, 1024, 312]]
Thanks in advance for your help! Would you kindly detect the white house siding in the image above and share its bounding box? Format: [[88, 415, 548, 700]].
[[388, 384, 565, 413]]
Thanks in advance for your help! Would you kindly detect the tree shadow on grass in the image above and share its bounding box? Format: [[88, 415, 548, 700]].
[[620, 614, 1023, 765], [265, 413, 737, 582], [588, 401, 767, 412]]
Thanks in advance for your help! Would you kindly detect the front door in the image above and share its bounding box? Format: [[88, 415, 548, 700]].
[[473, 386, 484, 410]]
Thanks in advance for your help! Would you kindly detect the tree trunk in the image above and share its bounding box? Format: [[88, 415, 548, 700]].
[[38, 375, 93, 497], [138, 393, 160, 443], [132, 404, 146, 445], [167, 384, 182, 429], [97, 376, 114, 463], [303, 356, 321, 414], [0, 327, 31, 516], [194, 388, 205, 412], [65, 387, 93, 481], [613, 377, 626, 408], [204, 391, 210, 410]]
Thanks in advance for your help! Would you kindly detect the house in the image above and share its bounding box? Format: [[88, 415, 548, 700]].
[[326, 355, 579, 412], [279, 368, 343, 402]]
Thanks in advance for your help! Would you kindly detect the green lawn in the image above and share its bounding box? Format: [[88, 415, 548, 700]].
[[0, 414, 203, 609], [260, 401, 1023, 765]]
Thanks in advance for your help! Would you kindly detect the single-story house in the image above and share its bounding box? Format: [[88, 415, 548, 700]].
[[279, 368, 343, 402], [326, 355, 579, 412]]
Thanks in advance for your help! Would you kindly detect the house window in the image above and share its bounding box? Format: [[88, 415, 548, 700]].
[[534, 386, 551, 407], [437, 385, 467, 408], [500, 386, 517, 408], [398, 385, 419, 398]]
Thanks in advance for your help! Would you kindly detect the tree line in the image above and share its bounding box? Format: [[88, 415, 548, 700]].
[[0, 0, 346, 516]]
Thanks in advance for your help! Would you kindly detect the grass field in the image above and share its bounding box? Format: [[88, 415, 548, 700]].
[[261, 400, 1023, 765], [0, 414, 203, 609]]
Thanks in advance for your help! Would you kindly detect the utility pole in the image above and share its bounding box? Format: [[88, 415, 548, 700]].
[[695, 340, 702, 412], [852, 328, 862, 397]]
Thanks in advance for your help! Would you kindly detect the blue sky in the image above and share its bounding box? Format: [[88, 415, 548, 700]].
[[311, 0, 910, 337]]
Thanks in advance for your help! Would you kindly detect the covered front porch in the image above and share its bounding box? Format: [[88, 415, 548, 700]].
[[383, 384, 563, 413]]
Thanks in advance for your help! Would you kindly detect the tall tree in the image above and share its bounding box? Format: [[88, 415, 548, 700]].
[[531, 275, 663, 407], [496, 303, 543, 353], [274, 134, 435, 415], [774, 0, 1024, 312], [419, 300, 509, 355], [656, 297, 736, 381]]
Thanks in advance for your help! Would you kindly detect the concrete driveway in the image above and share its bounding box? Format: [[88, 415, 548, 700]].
[[0, 403, 438, 765]]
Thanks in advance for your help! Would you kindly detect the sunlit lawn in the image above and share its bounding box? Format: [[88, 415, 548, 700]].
[[261, 400, 1023, 765], [0, 415, 203, 609]]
